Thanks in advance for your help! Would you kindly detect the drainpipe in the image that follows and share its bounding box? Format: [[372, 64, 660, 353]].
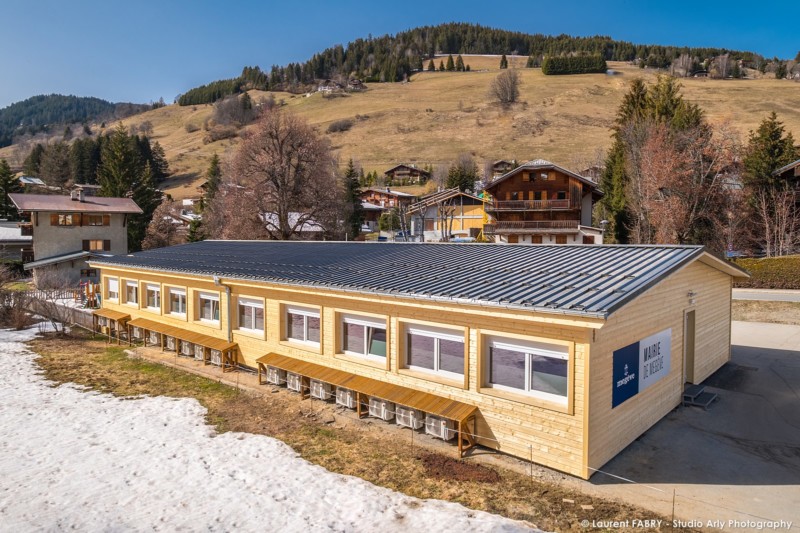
[[213, 276, 232, 343]]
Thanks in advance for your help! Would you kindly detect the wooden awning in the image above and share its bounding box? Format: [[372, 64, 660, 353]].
[[128, 317, 237, 352], [92, 308, 131, 322], [256, 353, 477, 423]]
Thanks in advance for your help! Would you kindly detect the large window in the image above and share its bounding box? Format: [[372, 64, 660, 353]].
[[86, 214, 105, 226], [487, 338, 568, 403], [342, 314, 386, 360], [56, 214, 74, 226], [145, 284, 161, 311], [198, 292, 220, 322], [168, 288, 186, 315], [406, 325, 464, 377], [238, 297, 264, 332], [286, 306, 320, 345], [107, 278, 119, 301], [125, 281, 138, 305]]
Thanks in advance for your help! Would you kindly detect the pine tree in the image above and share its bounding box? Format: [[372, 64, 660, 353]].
[[446, 54, 455, 71], [438, 60, 445, 71], [743, 112, 799, 192], [465, 64, 470, 71], [203, 153, 222, 206], [22, 144, 44, 176], [343, 159, 364, 238], [63, 126, 73, 141], [0, 158, 22, 220], [455, 55, 465, 71], [500, 54, 508, 69], [150, 141, 170, 182], [186, 218, 205, 242], [427, 59, 436, 71]]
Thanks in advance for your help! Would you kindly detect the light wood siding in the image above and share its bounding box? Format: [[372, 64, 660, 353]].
[[586, 261, 732, 477]]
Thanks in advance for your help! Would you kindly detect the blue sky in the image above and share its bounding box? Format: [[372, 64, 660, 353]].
[[1, 0, 797, 108]]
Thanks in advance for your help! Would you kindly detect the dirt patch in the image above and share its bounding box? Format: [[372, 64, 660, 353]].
[[732, 300, 800, 325], [419, 452, 501, 483], [28, 332, 697, 533]]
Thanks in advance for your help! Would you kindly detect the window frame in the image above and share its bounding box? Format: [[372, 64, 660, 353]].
[[485, 337, 569, 406], [285, 305, 321, 347], [341, 313, 388, 362], [57, 214, 74, 226], [124, 281, 138, 306], [106, 277, 119, 301], [167, 287, 187, 317], [237, 296, 265, 333], [87, 239, 104, 252], [144, 283, 161, 312], [197, 291, 220, 323], [405, 324, 465, 379], [86, 214, 104, 226]]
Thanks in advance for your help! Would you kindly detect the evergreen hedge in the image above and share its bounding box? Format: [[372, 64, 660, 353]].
[[733, 256, 800, 289], [541, 55, 607, 75]]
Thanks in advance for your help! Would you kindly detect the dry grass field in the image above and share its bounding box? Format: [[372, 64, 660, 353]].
[[3, 56, 799, 200]]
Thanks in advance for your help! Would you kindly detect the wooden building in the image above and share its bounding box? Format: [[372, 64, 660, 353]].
[[90, 241, 747, 479], [361, 187, 417, 210], [384, 164, 431, 185], [483, 159, 604, 245], [406, 188, 486, 241], [491, 160, 515, 178]]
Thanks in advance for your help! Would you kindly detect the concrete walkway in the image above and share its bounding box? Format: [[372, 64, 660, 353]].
[[733, 289, 800, 302]]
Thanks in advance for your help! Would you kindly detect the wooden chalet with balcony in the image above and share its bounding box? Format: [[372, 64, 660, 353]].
[[483, 159, 604, 245], [384, 164, 430, 185], [361, 187, 418, 210]]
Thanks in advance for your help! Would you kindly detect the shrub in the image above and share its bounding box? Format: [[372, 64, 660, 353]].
[[327, 119, 354, 133], [733, 256, 800, 289], [542, 55, 607, 75], [202, 125, 238, 144], [184, 123, 200, 133]]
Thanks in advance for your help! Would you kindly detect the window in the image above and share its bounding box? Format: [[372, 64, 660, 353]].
[[83, 239, 107, 252], [86, 215, 104, 226], [238, 297, 264, 332], [168, 288, 186, 315], [341, 314, 386, 360], [531, 235, 543, 244], [510, 191, 519, 201], [81, 269, 97, 278], [556, 191, 567, 200], [555, 235, 567, 244], [198, 292, 220, 322], [487, 338, 568, 403], [107, 278, 119, 300], [522, 173, 530, 182], [286, 306, 320, 345], [125, 281, 138, 305], [145, 284, 161, 310], [406, 325, 464, 377], [534, 191, 544, 201], [57, 214, 74, 226]]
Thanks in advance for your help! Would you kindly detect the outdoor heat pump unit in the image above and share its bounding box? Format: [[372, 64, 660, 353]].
[[131, 327, 142, 340], [194, 345, 205, 361], [209, 350, 222, 366], [335, 388, 357, 409], [286, 372, 303, 393], [266, 367, 286, 386], [425, 414, 457, 441], [368, 398, 395, 422], [147, 331, 160, 345], [396, 406, 425, 430], [180, 341, 193, 356], [165, 336, 176, 351], [310, 379, 333, 401]]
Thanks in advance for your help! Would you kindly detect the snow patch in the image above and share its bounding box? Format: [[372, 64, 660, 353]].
[[0, 327, 536, 532]]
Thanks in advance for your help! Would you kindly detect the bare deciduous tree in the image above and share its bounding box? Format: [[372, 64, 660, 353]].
[[490, 70, 521, 107], [753, 187, 798, 257], [231, 109, 340, 240], [142, 200, 185, 250], [30, 269, 75, 335], [0, 266, 33, 330]]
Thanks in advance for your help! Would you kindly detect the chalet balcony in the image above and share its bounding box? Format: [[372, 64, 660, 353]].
[[486, 199, 579, 211], [483, 220, 580, 234]]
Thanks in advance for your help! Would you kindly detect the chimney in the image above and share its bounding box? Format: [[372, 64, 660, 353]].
[[77, 188, 84, 202], [70, 190, 78, 201]]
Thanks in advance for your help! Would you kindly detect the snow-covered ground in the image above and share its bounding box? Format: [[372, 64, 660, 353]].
[[0, 328, 535, 532]]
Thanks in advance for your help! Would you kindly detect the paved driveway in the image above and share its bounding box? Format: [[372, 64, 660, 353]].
[[570, 322, 800, 531], [733, 289, 800, 302]]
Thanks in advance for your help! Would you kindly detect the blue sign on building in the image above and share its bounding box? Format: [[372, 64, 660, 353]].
[[612, 341, 640, 408], [612, 328, 672, 408]]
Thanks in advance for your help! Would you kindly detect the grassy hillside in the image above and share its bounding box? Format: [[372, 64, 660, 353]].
[[3, 58, 799, 200]]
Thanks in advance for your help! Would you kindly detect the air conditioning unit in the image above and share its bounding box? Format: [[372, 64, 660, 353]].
[[97, 317, 108, 327], [336, 388, 356, 409], [310, 379, 333, 401], [266, 366, 286, 386], [209, 350, 222, 366], [194, 345, 205, 361], [180, 341, 193, 356], [131, 327, 142, 340], [148, 331, 160, 345], [396, 406, 425, 430], [165, 336, 176, 351], [286, 372, 303, 393], [368, 398, 395, 422], [425, 414, 457, 441]]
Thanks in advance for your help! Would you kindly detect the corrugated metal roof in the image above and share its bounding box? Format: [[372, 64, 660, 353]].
[[90, 241, 724, 319], [9, 193, 143, 214]]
